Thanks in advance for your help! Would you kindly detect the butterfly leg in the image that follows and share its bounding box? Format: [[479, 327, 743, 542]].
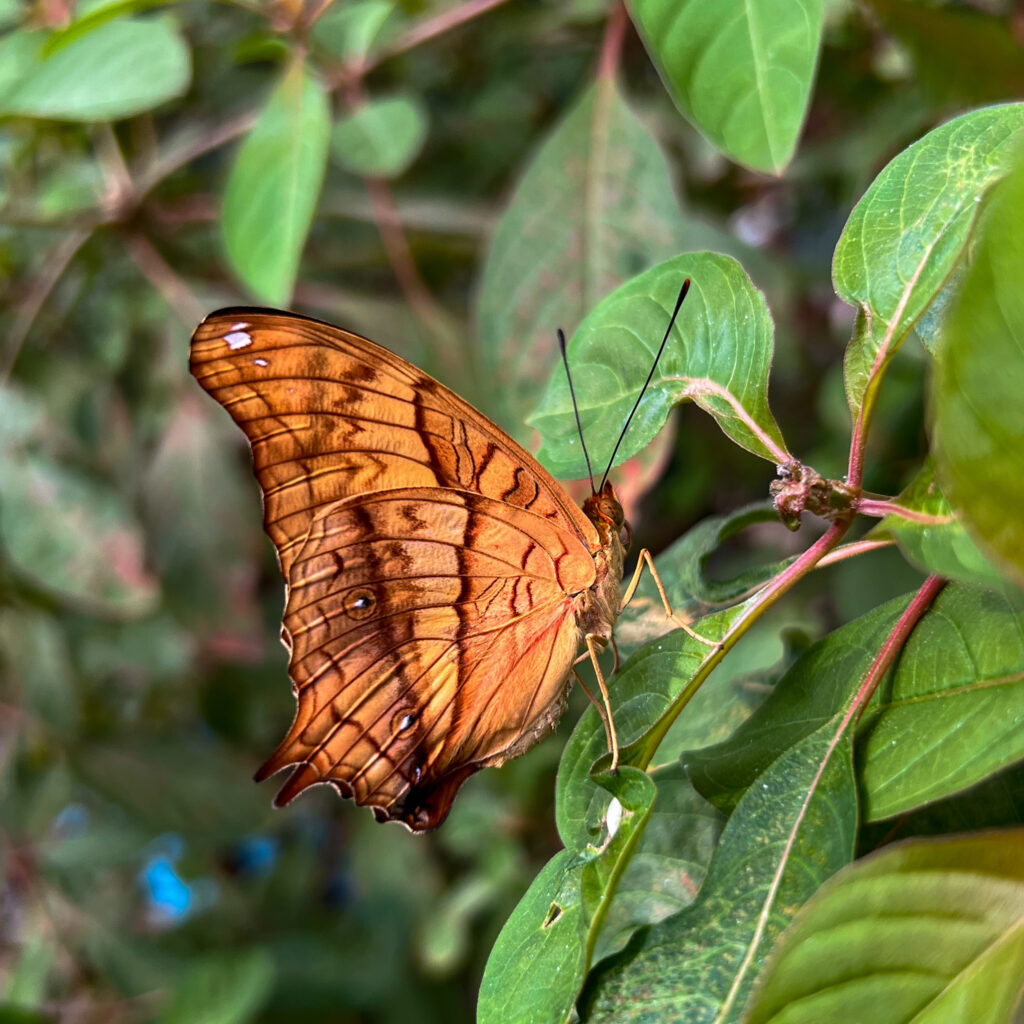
[[620, 548, 719, 649], [579, 634, 619, 772], [573, 669, 617, 770]]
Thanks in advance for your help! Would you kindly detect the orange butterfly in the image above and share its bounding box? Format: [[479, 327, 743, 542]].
[[189, 284, 689, 831]]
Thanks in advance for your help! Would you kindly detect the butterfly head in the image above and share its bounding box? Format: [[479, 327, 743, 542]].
[[582, 479, 631, 555]]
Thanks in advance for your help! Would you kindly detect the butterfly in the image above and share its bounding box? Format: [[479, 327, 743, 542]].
[[189, 283, 689, 831]]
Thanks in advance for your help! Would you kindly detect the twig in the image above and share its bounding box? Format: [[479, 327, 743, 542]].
[[1, 228, 91, 382], [855, 497, 951, 525], [816, 537, 894, 567], [366, 0, 513, 73], [598, 1, 628, 80], [134, 109, 259, 202], [125, 233, 205, 328], [364, 176, 462, 361], [94, 123, 133, 215]]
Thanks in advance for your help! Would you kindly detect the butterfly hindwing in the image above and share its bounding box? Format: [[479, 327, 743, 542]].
[[259, 487, 595, 830]]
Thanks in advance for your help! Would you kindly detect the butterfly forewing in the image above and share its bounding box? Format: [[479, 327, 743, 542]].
[[189, 308, 623, 831], [189, 310, 598, 577]]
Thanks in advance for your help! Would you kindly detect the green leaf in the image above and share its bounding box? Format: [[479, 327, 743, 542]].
[[0, 31, 46, 101], [222, 61, 330, 306], [0, 17, 190, 121], [530, 252, 788, 480], [655, 503, 790, 607], [479, 768, 656, 1024], [745, 831, 1024, 1024], [684, 584, 1024, 822], [872, 459, 1010, 591], [834, 103, 1024, 415], [626, 0, 824, 174], [155, 948, 274, 1024], [330, 94, 428, 179], [581, 720, 857, 1023], [0, 449, 158, 616], [478, 851, 587, 1024], [312, 0, 394, 62], [475, 79, 712, 439], [932, 140, 1024, 591]]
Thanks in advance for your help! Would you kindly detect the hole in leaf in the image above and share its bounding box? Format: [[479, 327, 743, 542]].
[[542, 902, 563, 929]]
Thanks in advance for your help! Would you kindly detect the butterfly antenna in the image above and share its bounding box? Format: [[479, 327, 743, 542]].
[[597, 278, 691, 492], [558, 327, 597, 494]]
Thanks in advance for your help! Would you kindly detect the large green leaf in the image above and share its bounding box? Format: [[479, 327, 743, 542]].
[[581, 720, 857, 1023], [222, 60, 330, 306], [834, 103, 1024, 416], [477, 768, 656, 1024], [477, 851, 587, 1024], [932, 143, 1024, 591], [685, 584, 1024, 822], [530, 252, 788, 480], [475, 79, 716, 438], [627, 0, 824, 174], [0, 17, 190, 121], [745, 831, 1024, 1024]]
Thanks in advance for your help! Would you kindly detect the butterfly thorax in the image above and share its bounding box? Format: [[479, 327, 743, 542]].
[[576, 481, 628, 645]]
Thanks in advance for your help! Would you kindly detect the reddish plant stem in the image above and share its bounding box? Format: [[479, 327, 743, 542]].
[[635, 519, 853, 768], [1, 228, 90, 382], [816, 537, 893, 567], [366, 0, 513, 74], [855, 497, 949, 525], [598, 1, 629, 80], [125, 233, 205, 328], [850, 574, 946, 722], [364, 176, 448, 330]]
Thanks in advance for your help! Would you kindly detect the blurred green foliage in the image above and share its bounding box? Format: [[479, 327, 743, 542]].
[[1, 1, 1023, 1023]]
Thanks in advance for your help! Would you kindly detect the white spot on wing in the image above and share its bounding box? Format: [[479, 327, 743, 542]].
[[225, 331, 252, 350], [254, 358, 268, 367], [230, 322, 248, 331]]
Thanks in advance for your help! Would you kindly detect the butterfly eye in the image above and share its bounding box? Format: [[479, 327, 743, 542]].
[[620, 522, 632, 552]]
